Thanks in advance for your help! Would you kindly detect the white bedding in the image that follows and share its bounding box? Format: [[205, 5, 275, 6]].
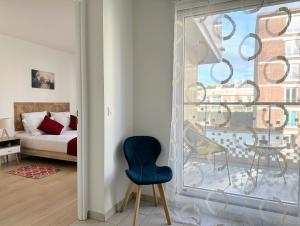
[[16, 131, 77, 153]]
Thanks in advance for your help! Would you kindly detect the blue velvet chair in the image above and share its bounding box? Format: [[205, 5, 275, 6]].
[[120, 136, 173, 226]]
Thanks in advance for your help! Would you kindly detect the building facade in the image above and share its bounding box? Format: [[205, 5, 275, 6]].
[[255, 8, 300, 144]]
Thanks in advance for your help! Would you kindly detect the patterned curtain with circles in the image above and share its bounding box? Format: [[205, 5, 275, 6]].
[[167, 0, 300, 225]]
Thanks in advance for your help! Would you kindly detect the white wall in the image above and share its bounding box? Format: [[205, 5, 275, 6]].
[[103, 0, 133, 213], [0, 34, 77, 122], [86, 0, 173, 218], [133, 0, 174, 166], [86, 0, 133, 216], [86, 0, 105, 214]]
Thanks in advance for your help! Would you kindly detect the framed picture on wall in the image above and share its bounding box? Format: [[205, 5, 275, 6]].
[[31, 69, 55, 90]]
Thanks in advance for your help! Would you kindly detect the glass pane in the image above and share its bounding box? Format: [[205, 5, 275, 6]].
[[292, 88, 295, 102], [288, 63, 299, 80], [183, 2, 300, 207], [286, 88, 290, 102]]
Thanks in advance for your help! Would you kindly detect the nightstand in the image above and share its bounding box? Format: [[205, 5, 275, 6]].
[[0, 137, 20, 167]]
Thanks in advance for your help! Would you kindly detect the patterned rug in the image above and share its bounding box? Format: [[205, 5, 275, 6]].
[[8, 164, 60, 179]]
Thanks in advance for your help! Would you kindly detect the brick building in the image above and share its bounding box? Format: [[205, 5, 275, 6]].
[[255, 8, 300, 144]]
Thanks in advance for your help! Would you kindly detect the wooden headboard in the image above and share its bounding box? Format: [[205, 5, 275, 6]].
[[14, 102, 70, 131]]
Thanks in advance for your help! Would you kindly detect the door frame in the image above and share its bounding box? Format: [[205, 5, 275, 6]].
[[75, 0, 88, 220]]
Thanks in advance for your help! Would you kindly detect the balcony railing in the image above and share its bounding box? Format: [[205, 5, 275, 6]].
[[184, 102, 300, 166]]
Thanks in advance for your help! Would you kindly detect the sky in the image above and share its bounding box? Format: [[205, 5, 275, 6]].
[[197, 2, 300, 85]]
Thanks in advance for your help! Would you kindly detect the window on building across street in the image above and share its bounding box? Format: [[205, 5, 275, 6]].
[[287, 14, 300, 33], [285, 39, 300, 56], [285, 87, 298, 102], [288, 111, 297, 126], [287, 63, 299, 80]]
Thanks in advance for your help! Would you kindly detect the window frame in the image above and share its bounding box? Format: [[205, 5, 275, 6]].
[[175, 2, 300, 218]]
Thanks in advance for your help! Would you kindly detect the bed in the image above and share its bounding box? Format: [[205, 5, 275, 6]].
[[14, 102, 77, 162]]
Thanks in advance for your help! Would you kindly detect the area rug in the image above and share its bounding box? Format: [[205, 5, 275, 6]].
[[8, 164, 60, 179]]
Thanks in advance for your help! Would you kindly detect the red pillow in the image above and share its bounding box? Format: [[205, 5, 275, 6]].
[[69, 115, 78, 130], [38, 116, 64, 135]]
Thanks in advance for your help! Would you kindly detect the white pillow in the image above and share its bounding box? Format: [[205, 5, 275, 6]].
[[22, 117, 45, 136], [22, 119, 30, 133], [50, 112, 70, 131], [21, 111, 47, 135], [50, 112, 70, 118], [22, 111, 47, 120]]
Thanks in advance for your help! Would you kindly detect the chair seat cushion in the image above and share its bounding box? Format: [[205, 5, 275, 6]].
[[126, 165, 173, 185]]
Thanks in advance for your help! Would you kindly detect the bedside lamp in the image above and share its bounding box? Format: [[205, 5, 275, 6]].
[[0, 118, 11, 140]]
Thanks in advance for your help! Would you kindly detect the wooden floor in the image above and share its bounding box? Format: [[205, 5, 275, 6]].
[[0, 157, 77, 226]]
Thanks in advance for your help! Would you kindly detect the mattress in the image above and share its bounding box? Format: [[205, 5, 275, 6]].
[[16, 131, 77, 153]]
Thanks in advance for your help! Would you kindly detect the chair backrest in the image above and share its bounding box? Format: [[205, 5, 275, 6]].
[[123, 136, 161, 167], [184, 120, 225, 155]]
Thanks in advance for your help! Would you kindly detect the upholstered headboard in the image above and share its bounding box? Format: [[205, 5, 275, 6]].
[[14, 102, 70, 131]]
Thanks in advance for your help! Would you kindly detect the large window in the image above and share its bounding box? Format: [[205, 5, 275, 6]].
[[180, 1, 300, 215]]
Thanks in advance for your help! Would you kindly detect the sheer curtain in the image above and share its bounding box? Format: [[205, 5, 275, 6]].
[[167, 0, 300, 225]]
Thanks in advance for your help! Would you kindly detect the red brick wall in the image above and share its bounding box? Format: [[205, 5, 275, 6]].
[[259, 86, 284, 102], [257, 16, 287, 39], [258, 40, 284, 62], [257, 62, 285, 84], [256, 15, 289, 128], [255, 107, 286, 129]]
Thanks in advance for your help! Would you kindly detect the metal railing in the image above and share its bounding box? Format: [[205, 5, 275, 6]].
[[184, 102, 300, 164]]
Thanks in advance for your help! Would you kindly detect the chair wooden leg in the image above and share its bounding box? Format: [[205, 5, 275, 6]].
[[157, 184, 172, 225], [133, 186, 142, 226], [152, 184, 158, 207], [120, 182, 134, 212]]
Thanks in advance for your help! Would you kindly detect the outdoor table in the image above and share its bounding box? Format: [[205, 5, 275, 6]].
[[245, 143, 287, 187]]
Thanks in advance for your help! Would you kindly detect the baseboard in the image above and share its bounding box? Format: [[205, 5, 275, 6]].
[[88, 193, 159, 222], [88, 199, 125, 222], [87, 210, 105, 222]]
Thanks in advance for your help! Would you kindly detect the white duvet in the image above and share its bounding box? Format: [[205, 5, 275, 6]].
[[16, 131, 77, 153]]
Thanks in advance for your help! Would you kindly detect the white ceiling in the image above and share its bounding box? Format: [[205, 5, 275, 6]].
[[0, 0, 76, 53]]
